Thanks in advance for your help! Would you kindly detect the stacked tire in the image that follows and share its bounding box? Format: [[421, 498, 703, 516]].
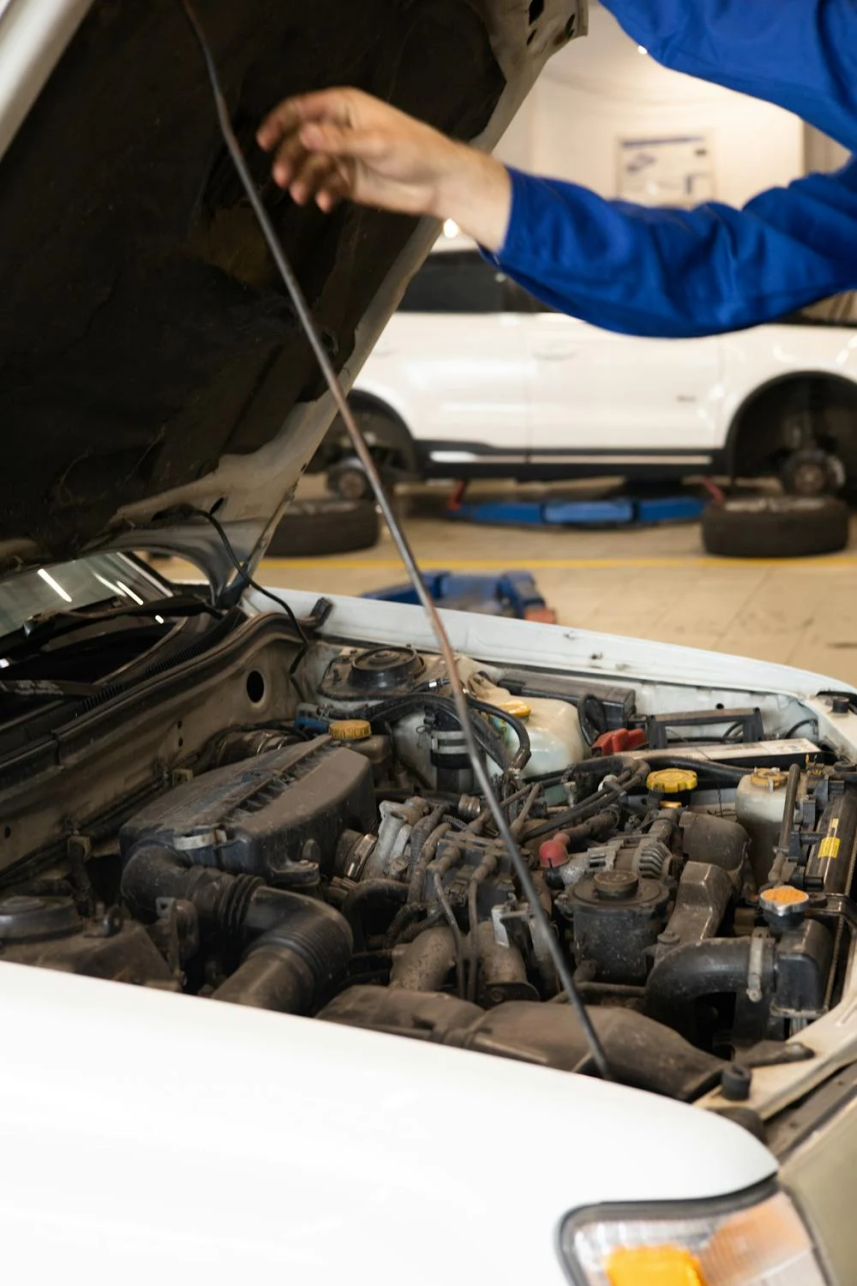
[[267, 498, 380, 558], [701, 495, 849, 558]]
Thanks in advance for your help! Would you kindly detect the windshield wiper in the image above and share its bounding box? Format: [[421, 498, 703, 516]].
[[13, 594, 221, 649]]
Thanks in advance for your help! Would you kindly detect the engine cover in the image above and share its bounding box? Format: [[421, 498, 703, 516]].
[[120, 736, 375, 888]]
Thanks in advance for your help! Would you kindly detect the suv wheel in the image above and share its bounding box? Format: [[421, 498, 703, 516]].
[[781, 448, 845, 497], [327, 459, 373, 501]]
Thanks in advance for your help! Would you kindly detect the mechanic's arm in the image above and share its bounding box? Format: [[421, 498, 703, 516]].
[[258, 89, 857, 339], [602, 0, 857, 153], [257, 89, 512, 249], [490, 162, 857, 338]]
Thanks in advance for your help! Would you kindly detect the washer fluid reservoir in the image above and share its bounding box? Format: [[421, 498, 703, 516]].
[[457, 657, 586, 776]]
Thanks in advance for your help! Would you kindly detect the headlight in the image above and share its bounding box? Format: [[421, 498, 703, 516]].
[[561, 1187, 827, 1285]]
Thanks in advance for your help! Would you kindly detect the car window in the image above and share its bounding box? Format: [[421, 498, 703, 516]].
[[399, 252, 512, 313], [0, 553, 166, 639]]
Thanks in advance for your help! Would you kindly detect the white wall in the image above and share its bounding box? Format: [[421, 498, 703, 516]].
[[805, 125, 851, 175], [496, 2, 806, 207]]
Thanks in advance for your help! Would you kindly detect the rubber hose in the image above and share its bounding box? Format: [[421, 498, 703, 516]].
[[573, 753, 749, 782], [340, 879, 408, 952], [464, 695, 532, 771], [121, 844, 353, 1015], [353, 693, 522, 771], [768, 761, 801, 885], [215, 887, 353, 1012], [567, 754, 650, 779], [524, 783, 629, 841], [645, 937, 774, 1041]]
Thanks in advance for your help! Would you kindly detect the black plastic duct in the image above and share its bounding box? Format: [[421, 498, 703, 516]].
[[320, 987, 726, 1101]]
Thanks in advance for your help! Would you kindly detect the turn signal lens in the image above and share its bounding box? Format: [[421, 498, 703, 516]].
[[563, 1190, 827, 1285], [606, 1246, 704, 1285]]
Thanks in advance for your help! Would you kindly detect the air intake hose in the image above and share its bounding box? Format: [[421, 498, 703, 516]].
[[645, 937, 775, 1041], [121, 844, 352, 1014]]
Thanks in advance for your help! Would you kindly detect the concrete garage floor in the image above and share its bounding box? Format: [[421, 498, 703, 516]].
[[251, 479, 857, 689]]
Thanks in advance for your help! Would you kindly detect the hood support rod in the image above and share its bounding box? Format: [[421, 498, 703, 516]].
[[180, 0, 611, 1080]]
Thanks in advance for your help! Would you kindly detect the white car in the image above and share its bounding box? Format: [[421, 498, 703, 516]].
[[317, 238, 857, 499], [1, 3, 856, 1285]]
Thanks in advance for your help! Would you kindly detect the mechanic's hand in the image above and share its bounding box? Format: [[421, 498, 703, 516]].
[[257, 88, 512, 252]]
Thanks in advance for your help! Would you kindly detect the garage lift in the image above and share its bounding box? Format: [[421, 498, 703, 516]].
[[444, 483, 707, 530]]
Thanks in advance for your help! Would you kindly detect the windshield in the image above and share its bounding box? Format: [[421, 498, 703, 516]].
[[0, 553, 167, 640]]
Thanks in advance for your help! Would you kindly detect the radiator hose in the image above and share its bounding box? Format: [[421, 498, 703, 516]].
[[121, 843, 352, 1013], [645, 937, 775, 1041]]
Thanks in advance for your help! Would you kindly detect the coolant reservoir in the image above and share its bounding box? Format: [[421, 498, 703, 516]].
[[736, 768, 790, 886], [457, 657, 586, 776]]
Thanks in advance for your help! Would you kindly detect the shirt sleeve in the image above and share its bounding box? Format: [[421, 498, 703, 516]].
[[601, 0, 857, 153], [487, 161, 857, 339]]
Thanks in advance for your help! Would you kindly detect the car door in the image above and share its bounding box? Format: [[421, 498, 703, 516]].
[[525, 302, 723, 468], [357, 249, 530, 466]]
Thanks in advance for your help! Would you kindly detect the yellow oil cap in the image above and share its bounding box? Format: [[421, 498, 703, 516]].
[[647, 767, 699, 794], [497, 699, 532, 720], [328, 719, 372, 741]]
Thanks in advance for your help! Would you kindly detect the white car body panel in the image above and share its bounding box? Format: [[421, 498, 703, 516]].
[[356, 244, 857, 468], [526, 313, 724, 450], [271, 587, 855, 710], [370, 311, 531, 451], [0, 962, 774, 1285], [719, 323, 857, 437]]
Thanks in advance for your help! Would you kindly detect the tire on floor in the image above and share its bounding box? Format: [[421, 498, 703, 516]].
[[267, 498, 380, 558], [701, 495, 849, 558]]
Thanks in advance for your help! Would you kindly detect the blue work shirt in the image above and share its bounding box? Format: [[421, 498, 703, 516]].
[[490, 0, 857, 338]]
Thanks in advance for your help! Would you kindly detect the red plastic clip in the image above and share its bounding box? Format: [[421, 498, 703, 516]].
[[592, 728, 646, 756]]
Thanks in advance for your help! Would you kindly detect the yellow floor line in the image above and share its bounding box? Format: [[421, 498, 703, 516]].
[[261, 555, 857, 572]]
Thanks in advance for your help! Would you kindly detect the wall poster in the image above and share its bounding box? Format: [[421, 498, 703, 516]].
[[618, 134, 715, 207]]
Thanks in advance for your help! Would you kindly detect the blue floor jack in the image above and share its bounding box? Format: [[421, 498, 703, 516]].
[[364, 569, 557, 622]]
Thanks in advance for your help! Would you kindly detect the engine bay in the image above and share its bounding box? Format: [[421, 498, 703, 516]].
[[1, 622, 854, 1112]]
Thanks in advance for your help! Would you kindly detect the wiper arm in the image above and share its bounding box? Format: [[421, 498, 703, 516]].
[[17, 594, 221, 647]]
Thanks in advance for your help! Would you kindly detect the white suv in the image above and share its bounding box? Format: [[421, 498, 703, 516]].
[[318, 238, 857, 498]]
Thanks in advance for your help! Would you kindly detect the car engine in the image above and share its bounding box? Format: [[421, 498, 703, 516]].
[[0, 636, 852, 1108]]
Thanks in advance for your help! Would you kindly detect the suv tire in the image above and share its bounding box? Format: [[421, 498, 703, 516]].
[[267, 498, 380, 558], [702, 495, 849, 558]]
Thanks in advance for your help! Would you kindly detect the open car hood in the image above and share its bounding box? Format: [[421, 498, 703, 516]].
[[0, 0, 585, 591]]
